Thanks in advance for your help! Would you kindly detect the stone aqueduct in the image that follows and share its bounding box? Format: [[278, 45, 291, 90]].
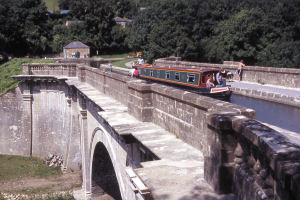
[[0, 59, 300, 200]]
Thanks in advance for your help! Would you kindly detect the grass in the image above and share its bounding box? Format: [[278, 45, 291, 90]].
[[0, 193, 75, 200], [111, 58, 137, 68], [110, 58, 137, 68], [0, 58, 54, 94], [96, 53, 131, 59], [42, 0, 59, 11], [29, 193, 75, 200], [0, 154, 62, 181]]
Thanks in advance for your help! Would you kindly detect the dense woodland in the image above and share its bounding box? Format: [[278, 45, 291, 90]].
[[0, 0, 299, 68]]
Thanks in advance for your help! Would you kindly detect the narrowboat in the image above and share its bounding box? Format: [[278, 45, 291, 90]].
[[134, 64, 232, 100]]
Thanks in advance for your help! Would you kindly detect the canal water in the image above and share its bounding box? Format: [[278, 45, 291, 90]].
[[230, 94, 300, 133]]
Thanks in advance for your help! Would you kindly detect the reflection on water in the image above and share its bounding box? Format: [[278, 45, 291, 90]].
[[230, 94, 300, 133]]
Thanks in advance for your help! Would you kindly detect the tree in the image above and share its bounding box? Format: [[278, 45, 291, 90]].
[[111, 0, 135, 18], [144, 20, 194, 63], [0, 0, 50, 56], [69, 0, 116, 54], [127, 0, 194, 60], [201, 8, 268, 64], [58, 0, 70, 10], [51, 23, 91, 53]]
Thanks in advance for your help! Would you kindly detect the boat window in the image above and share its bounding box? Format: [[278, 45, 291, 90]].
[[157, 70, 160, 77], [150, 70, 153, 76], [165, 71, 170, 79], [187, 74, 195, 83], [201, 75, 205, 84], [175, 72, 180, 80]]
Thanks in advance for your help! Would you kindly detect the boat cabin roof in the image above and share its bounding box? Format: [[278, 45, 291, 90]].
[[136, 64, 219, 73]]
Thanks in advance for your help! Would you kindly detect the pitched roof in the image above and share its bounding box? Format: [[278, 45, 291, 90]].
[[64, 41, 89, 49]]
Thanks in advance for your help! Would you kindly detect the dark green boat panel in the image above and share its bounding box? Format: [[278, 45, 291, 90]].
[[139, 67, 200, 86]]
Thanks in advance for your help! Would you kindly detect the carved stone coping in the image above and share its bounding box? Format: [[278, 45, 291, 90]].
[[12, 75, 67, 83]]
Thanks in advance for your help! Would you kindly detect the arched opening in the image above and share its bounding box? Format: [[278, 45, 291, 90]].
[[92, 142, 122, 200]]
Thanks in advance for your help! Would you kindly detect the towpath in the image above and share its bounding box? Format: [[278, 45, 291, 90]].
[[229, 80, 300, 107]]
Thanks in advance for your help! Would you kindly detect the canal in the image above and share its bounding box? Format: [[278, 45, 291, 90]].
[[230, 94, 300, 133]]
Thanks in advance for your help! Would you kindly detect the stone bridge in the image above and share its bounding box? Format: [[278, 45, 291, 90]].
[[0, 62, 300, 200]]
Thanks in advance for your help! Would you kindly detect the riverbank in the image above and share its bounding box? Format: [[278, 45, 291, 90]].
[[0, 155, 81, 200]]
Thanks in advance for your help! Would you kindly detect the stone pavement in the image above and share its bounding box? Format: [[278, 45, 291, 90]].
[[229, 80, 300, 107]]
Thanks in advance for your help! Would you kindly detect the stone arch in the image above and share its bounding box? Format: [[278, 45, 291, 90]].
[[89, 127, 126, 200]]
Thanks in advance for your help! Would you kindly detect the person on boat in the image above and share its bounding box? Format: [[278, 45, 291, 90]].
[[206, 75, 215, 89], [227, 71, 233, 81], [133, 67, 140, 78], [216, 68, 226, 86], [237, 60, 245, 81], [138, 56, 144, 65]]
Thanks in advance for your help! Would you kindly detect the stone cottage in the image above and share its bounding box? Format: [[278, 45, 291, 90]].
[[63, 41, 90, 58]]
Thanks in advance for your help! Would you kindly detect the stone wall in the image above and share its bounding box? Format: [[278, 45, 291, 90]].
[[64, 48, 90, 58], [155, 57, 300, 88], [0, 88, 29, 155], [207, 113, 300, 200], [0, 77, 81, 170]]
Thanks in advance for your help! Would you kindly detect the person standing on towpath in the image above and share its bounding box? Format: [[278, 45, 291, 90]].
[[237, 60, 245, 81]]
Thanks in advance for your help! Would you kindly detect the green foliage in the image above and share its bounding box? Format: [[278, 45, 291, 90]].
[[0, 154, 61, 181], [30, 194, 75, 200], [51, 24, 91, 53], [127, 0, 300, 68], [68, 0, 117, 54], [58, 0, 69, 10], [145, 20, 194, 63], [1, 0, 300, 68], [0, 0, 51, 56], [202, 8, 266, 64], [0, 58, 54, 94]]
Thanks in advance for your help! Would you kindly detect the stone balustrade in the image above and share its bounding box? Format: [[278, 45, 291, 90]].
[[23, 63, 78, 77]]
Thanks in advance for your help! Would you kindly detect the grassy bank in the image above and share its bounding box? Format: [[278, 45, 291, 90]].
[[111, 58, 137, 68], [0, 154, 61, 181], [0, 58, 54, 94], [93, 52, 136, 59], [42, 0, 59, 11], [0, 155, 77, 199]]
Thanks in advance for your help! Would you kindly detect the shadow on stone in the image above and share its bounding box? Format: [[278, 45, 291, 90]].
[[92, 142, 122, 200]]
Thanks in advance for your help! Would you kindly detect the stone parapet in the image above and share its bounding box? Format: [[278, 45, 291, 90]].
[[155, 57, 300, 88], [207, 113, 300, 200]]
